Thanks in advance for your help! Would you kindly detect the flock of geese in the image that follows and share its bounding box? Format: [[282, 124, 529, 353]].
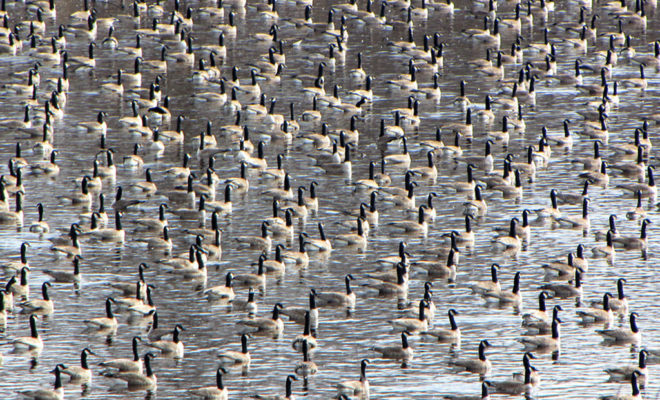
[[0, 0, 658, 398]]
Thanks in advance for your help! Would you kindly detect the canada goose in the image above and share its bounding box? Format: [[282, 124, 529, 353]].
[[100, 336, 143, 373], [464, 185, 488, 217], [1, 241, 30, 274], [253, 374, 297, 400], [51, 224, 83, 258], [43, 254, 82, 284], [292, 310, 318, 352], [216, 333, 252, 369], [127, 283, 157, 316], [540, 266, 583, 298], [19, 282, 54, 316], [204, 272, 234, 302], [450, 340, 492, 375], [612, 218, 651, 250], [372, 331, 414, 363], [59, 347, 96, 383], [0, 190, 23, 225], [387, 205, 428, 236], [238, 303, 284, 338], [145, 324, 184, 358], [579, 161, 609, 187], [518, 313, 561, 351], [605, 350, 648, 386], [12, 314, 43, 353], [471, 264, 501, 295], [554, 198, 591, 229], [600, 370, 643, 400], [7, 266, 30, 300], [390, 299, 429, 334], [315, 274, 356, 309], [592, 230, 616, 260], [18, 364, 63, 400], [83, 297, 117, 332], [233, 256, 266, 290], [597, 312, 642, 344], [335, 217, 367, 250], [591, 278, 629, 315], [618, 166, 656, 198], [236, 221, 272, 253], [577, 293, 614, 324], [294, 339, 318, 383], [86, 210, 124, 242], [103, 352, 157, 389], [522, 292, 552, 325], [486, 364, 534, 395], [188, 367, 229, 400]]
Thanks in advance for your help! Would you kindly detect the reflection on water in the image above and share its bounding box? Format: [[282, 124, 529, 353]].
[[0, 0, 659, 398]]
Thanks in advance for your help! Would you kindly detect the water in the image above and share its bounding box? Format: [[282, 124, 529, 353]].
[[0, 0, 659, 398]]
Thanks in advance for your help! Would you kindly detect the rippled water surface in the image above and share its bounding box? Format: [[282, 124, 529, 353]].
[[1, 0, 660, 398]]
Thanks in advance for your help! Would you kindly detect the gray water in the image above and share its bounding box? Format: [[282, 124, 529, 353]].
[[1, 0, 660, 398]]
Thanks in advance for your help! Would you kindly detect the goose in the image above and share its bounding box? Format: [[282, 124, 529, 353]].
[[0, 190, 23, 225], [539, 268, 582, 299], [535, 189, 561, 219], [233, 256, 266, 290], [373, 332, 414, 362], [51, 224, 83, 258], [413, 247, 458, 280], [485, 364, 534, 395], [295, 339, 318, 381], [492, 218, 521, 253], [597, 312, 642, 343], [87, 210, 124, 242], [100, 336, 143, 373], [304, 223, 332, 252], [471, 264, 501, 295], [1, 241, 30, 274], [7, 267, 30, 298], [59, 348, 95, 383], [134, 203, 168, 232], [145, 324, 184, 358], [579, 161, 609, 187], [335, 217, 367, 250], [83, 297, 117, 331], [18, 364, 63, 400], [390, 299, 429, 334], [554, 198, 590, 229], [424, 308, 461, 343], [206, 185, 233, 215], [205, 272, 235, 302], [127, 284, 156, 316], [236, 221, 272, 253], [19, 282, 54, 315], [364, 262, 408, 297], [605, 350, 648, 385], [387, 205, 428, 236], [618, 166, 656, 198], [218, 333, 251, 367], [612, 218, 651, 250], [103, 352, 157, 389], [450, 340, 492, 375], [594, 215, 618, 242], [522, 292, 552, 327], [282, 233, 309, 267], [484, 272, 522, 306], [541, 252, 580, 278], [518, 314, 561, 351], [600, 370, 643, 400], [576, 293, 614, 324], [442, 108, 473, 140], [43, 254, 82, 283], [142, 226, 173, 253], [591, 278, 629, 315], [189, 367, 229, 400], [315, 274, 356, 309], [12, 314, 43, 353], [442, 381, 490, 400], [292, 311, 318, 351], [464, 185, 488, 217], [337, 359, 370, 399], [237, 303, 284, 338], [592, 230, 616, 260], [253, 374, 297, 400]]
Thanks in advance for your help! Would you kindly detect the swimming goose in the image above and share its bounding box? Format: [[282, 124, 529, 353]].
[[450, 340, 492, 375], [535, 189, 561, 220], [51, 224, 83, 258], [600, 370, 643, 400], [59, 348, 95, 383], [304, 223, 332, 252], [189, 367, 229, 400], [554, 198, 590, 229], [86, 210, 124, 242], [577, 293, 614, 324], [388, 296, 429, 333], [0, 190, 23, 225], [1, 241, 30, 274], [43, 254, 82, 283], [110, 263, 148, 298], [253, 374, 297, 400], [103, 352, 157, 389], [19, 281, 54, 315], [205, 272, 235, 302], [486, 364, 534, 395], [612, 218, 651, 250], [18, 364, 63, 400], [145, 324, 184, 358], [605, 350, 648, 386], [373, 331, 414, 363], [236, 221, 272, 253], [292, 310, 317, 352], [424, 308, 461, 343], [540, 267, 583, 298], [12, 314, 43, 353], [618, 166, 656, 198], [7, 266, 30, 299], [492, 218, 522, 253], [522, 292, 551, 326], [295, 339, 318, 382], [238, 303, 284, 338], [518, 314, 561, 351], [224, 162, 250, 195], [100, 336, 143, 373], [127, 284, 156, 316], [597, 312, 642, 344], [591, 278, 629, 315], [464, 185, 488, 217], [579, 161, 609, 187], [592, 230, 616, 260], [315, 274, 356, 309], [471, 264, 501, 295], [387, 205, 428, 236], [484, 272, 522, 306], [83, 297, 117, 332], [218, 333, 251, 368], [233, 255, 266, 290]]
